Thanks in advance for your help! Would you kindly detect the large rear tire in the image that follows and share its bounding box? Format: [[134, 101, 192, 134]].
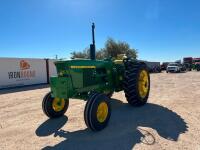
[[123, 61, 150, 106], [84, 93, 111, 131], [42, 92, 69, 118], [106, 91, 114, 98]]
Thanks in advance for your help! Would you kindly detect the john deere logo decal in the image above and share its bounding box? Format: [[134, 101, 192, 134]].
[[8, 60, 36, 80]]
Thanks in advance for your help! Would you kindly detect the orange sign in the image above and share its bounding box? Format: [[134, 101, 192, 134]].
[[20, 60, 30, 70]]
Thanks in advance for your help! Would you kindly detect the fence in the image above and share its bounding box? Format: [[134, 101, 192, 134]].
[[0, 58, 57, 89]]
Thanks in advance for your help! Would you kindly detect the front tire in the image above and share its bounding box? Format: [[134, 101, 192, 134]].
[[42, 92, 69, 118], [84, 93, 111, 131], [123, 61, 150, 106]]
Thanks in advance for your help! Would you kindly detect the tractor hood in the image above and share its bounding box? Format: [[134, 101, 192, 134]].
[[54, 59, 112, 77]]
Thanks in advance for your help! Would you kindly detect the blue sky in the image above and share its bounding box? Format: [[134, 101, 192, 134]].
[[0, 0, 200, 62]]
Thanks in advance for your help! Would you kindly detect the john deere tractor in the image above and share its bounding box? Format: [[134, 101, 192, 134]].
[[42, 23, 150, 131]]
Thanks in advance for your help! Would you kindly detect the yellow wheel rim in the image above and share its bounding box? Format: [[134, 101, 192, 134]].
[[96, 102, 108, 123], [139, 70, 149, 98], [52, 98, 65, 112]]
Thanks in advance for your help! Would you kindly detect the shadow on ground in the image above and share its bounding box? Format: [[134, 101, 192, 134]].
[[36, 116, 68, 137], [0, 84, 49, 94], [36, 99, 188, 150]]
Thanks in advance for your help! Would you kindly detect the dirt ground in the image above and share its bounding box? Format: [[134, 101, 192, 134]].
[[0, 71, 200, 150]]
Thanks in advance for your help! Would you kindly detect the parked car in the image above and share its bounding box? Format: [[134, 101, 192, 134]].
[[166, 63, 186, 73], [161, 62, 169, 70], [183, 63, 192, 71]]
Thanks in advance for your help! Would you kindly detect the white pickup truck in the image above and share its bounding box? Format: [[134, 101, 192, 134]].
[[166, 63, 186, 73]]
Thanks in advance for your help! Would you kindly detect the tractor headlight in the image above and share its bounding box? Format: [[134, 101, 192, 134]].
[[59, 72, 64, 76]]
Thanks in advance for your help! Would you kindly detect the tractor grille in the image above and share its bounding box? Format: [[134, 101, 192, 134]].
[[83, 69, 96, 86]]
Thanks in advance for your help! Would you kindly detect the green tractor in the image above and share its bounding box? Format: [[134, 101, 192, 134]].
[[42, 23, 150, 131], [192, 58, 200, 71]]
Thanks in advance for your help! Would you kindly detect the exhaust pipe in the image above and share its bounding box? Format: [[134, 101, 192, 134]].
[[90, 23, 96, 60]]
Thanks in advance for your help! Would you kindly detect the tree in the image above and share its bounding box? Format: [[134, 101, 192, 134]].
[[71, 38, 138, 59], [71, 48, 89, 59], [103, 38, 137, 59]]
